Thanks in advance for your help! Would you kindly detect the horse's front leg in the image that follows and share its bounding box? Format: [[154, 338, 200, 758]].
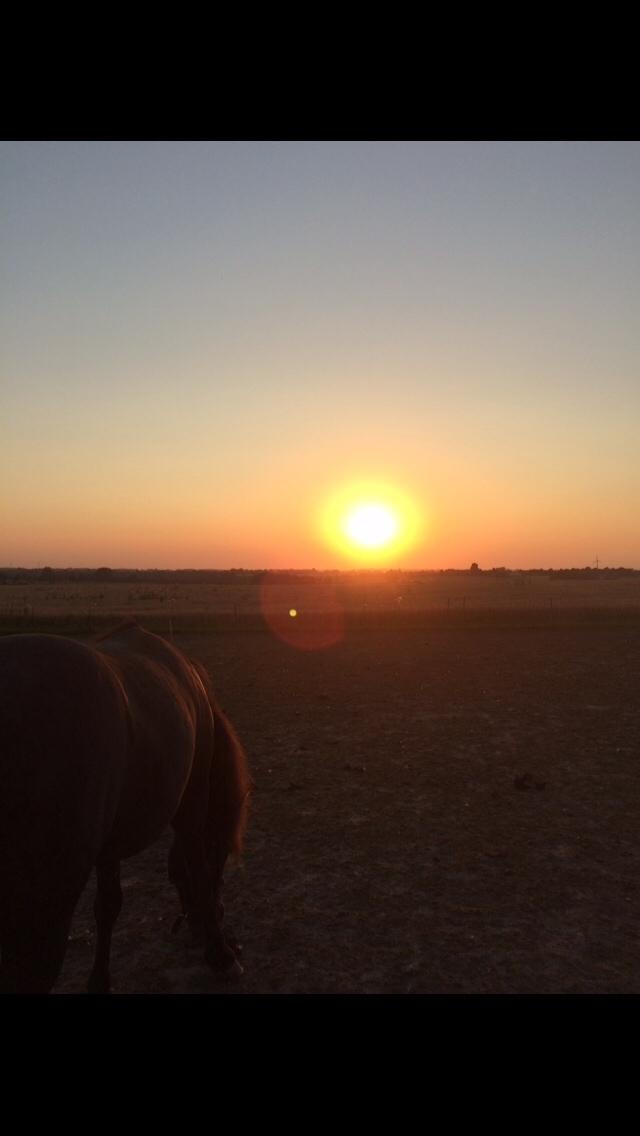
[[172, 827, 242, 978], [88, 849, 122, 994], [207, 857, 243, 974], [169, 839, 242, 956]]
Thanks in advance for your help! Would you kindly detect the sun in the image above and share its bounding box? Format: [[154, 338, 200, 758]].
[[343, 503, 398, 549], [319, 480, 422, 564]]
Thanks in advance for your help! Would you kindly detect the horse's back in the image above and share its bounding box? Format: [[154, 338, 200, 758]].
[[95, 624, 208, 857], [0, 634, 130, 915]]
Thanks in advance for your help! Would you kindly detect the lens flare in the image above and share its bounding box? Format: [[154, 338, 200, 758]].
[[259, 583, 344, 652]]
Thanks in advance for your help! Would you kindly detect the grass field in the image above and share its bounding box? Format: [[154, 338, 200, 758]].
[[48, 620, 640, 995], [2, 574, 640, 635], [4, 576, 640, 994]]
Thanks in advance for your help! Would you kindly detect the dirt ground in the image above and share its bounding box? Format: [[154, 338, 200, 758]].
[[53, 624, 640, 995]]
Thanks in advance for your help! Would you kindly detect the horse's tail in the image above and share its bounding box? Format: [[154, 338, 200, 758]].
[[209, 702, 253, 860]]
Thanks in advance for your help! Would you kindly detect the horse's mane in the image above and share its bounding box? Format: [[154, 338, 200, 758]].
[[93, 619, 140, 643], [94, 625, 252, 858], [190, 658, 253, 859]]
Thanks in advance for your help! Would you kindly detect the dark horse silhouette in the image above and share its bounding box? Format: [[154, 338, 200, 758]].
[[0, 621, 252, 993]]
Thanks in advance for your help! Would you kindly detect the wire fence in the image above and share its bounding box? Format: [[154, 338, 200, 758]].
[[3, 603, 640, 636]]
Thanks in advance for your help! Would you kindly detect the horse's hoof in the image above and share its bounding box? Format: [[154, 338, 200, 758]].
[[222, 957, 244, 981], [87, 976, 112, 995], [205, 947, 244, 980]]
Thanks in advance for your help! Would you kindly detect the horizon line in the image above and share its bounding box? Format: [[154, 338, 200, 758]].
[[3, 564, 639, 575]]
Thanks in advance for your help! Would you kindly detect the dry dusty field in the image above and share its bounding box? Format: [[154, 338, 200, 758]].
[[4, 569, 640, 631], [51, 621, 640, 996]]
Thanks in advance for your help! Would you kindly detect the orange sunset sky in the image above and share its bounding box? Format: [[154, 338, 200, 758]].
[[3, 141, 639, 570]]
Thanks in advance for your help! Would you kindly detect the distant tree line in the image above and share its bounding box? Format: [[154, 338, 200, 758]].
[[0, 565, 638, 586]]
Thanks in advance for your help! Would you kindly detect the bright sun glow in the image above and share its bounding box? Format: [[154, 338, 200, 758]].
[[319, 480, 423, 564], [344, 503, 398, 549]]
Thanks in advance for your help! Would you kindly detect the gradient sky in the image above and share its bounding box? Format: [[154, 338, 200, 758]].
[[2, 140, 639, 569]]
